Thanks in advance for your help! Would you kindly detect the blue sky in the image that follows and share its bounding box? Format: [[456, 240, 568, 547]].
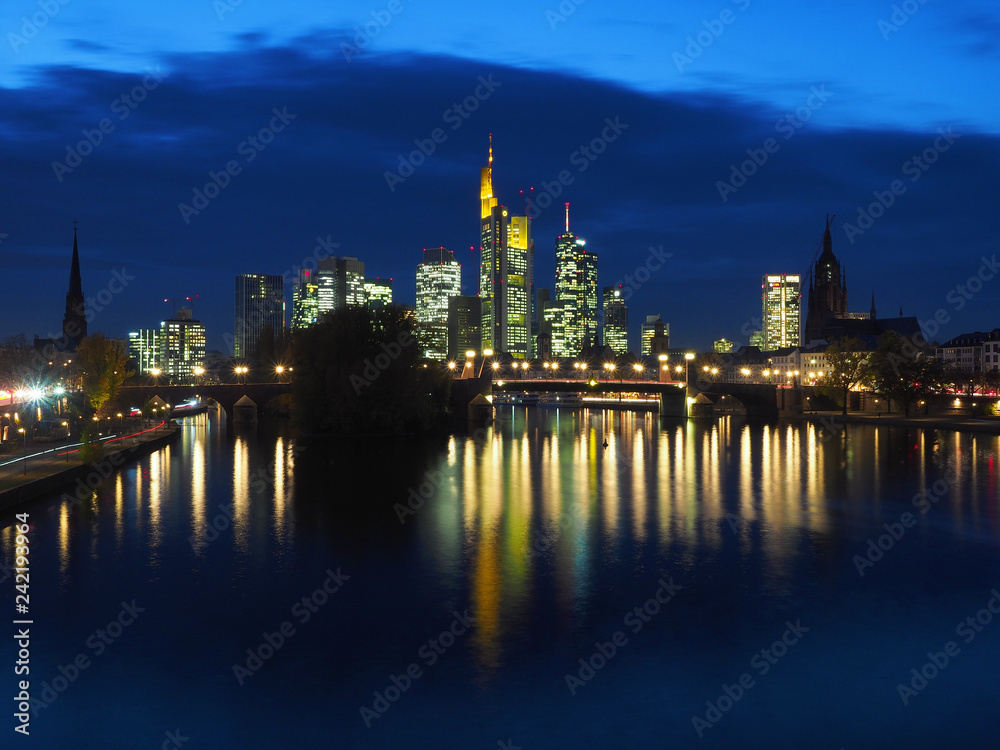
[[2, 0, 999, 350]]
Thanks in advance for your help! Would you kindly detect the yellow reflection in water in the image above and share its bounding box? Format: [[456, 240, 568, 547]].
[[59, 502, 69, 573], [191, 437, 206, 548], [232, 433, 250, 551], [273, 436, 288, 542], [147, 448, 162, 549]]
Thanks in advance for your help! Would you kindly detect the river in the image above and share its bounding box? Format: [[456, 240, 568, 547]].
[[2, 408, 999, 748]]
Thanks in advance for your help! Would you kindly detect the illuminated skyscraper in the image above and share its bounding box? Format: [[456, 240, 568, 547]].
[[603, 286, 628, 354], [159, 308, 206, 383], [448, 295, 482, 360], [234, 273, 285, 358], [365, 278, 393, 310], [553, 204, 597, 356], [129, 309, 205, 383], [416, 247, 462, 359], [479, 136, 533, 358], [127, 329, 158, 374], [762, 274, 801, 351], [640, 314, 670, 356], [291, 269, 319, 329], [317, 257, 366, 313]]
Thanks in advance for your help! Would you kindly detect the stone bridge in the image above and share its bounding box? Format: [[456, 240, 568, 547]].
[[120, 383, 291, 422]]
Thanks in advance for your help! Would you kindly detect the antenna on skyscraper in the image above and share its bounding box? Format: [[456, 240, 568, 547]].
[[565, 202, 570, 233]]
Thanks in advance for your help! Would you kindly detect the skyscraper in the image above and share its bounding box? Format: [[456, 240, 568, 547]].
[[416, 247, 461, 359], [478, 137, 533, 358], [317, 257, 366, 313], [63, 227, 86, 350], [762, 274, 801, 351], [291, 269, 319, 329], [159, 308, 206, 383], [127, 329, 158, 374], [553, 204, 597, 357], [603, 286, 628, 354], [234, 273, 284, 359], [641, 314, 670, 356], [448, 295, 482, 361], [364, 278, 393, 310]]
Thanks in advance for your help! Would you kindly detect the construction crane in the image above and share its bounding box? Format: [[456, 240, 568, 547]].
[[163, 294, 200, 316]]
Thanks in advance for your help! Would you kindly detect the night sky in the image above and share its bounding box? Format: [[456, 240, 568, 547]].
[[2, 0, 998, 352]]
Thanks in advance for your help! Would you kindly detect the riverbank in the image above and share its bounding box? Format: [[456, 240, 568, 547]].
[[800, 410, 1000, 435], [0, 422, 181, 511]]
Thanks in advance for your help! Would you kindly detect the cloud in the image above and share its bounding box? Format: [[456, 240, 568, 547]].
[[0, 37, 997, 348]]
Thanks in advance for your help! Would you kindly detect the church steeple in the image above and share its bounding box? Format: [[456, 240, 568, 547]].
[[870, 292, 877, 320], [63, 226, 87, 350]]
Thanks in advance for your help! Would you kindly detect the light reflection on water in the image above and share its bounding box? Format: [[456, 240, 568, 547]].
[[1, 409, 999, 748]]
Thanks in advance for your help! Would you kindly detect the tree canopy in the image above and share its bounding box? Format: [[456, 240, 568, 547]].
[[291, 305, 450, 435], [75, 334, 134, 415]]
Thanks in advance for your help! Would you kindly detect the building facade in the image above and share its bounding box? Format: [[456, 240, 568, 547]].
[[159, 308, 206, 383], [805, 216, 848, 344], [762, 274, 801, 351], [553, 204, 597, 357], [448, 295, 482, 361], [291, 269, 319, 329], [234, 273, 285, 359], [417, 248, 462, 359], [603, 286, 628, 354], [317, 257, 366, 313], [479, 138, 533, 358], [365, 278, 393, 310], [640, 314, 670, 356]]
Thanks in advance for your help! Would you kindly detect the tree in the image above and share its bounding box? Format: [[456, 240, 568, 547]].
[[869, 331, 941, 416], [0, 334, 44, 390], [291, 305, 451, 435], [819, 336, 873, 415], [75, 334, 134, 416]]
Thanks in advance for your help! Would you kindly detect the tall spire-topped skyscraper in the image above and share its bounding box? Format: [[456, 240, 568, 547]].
[[552, 203, 597, 356], [478, 136, 532, 357], [63, 226, 87, 350]]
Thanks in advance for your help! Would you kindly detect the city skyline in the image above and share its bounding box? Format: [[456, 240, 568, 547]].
[[2, 3, 999, 355]]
